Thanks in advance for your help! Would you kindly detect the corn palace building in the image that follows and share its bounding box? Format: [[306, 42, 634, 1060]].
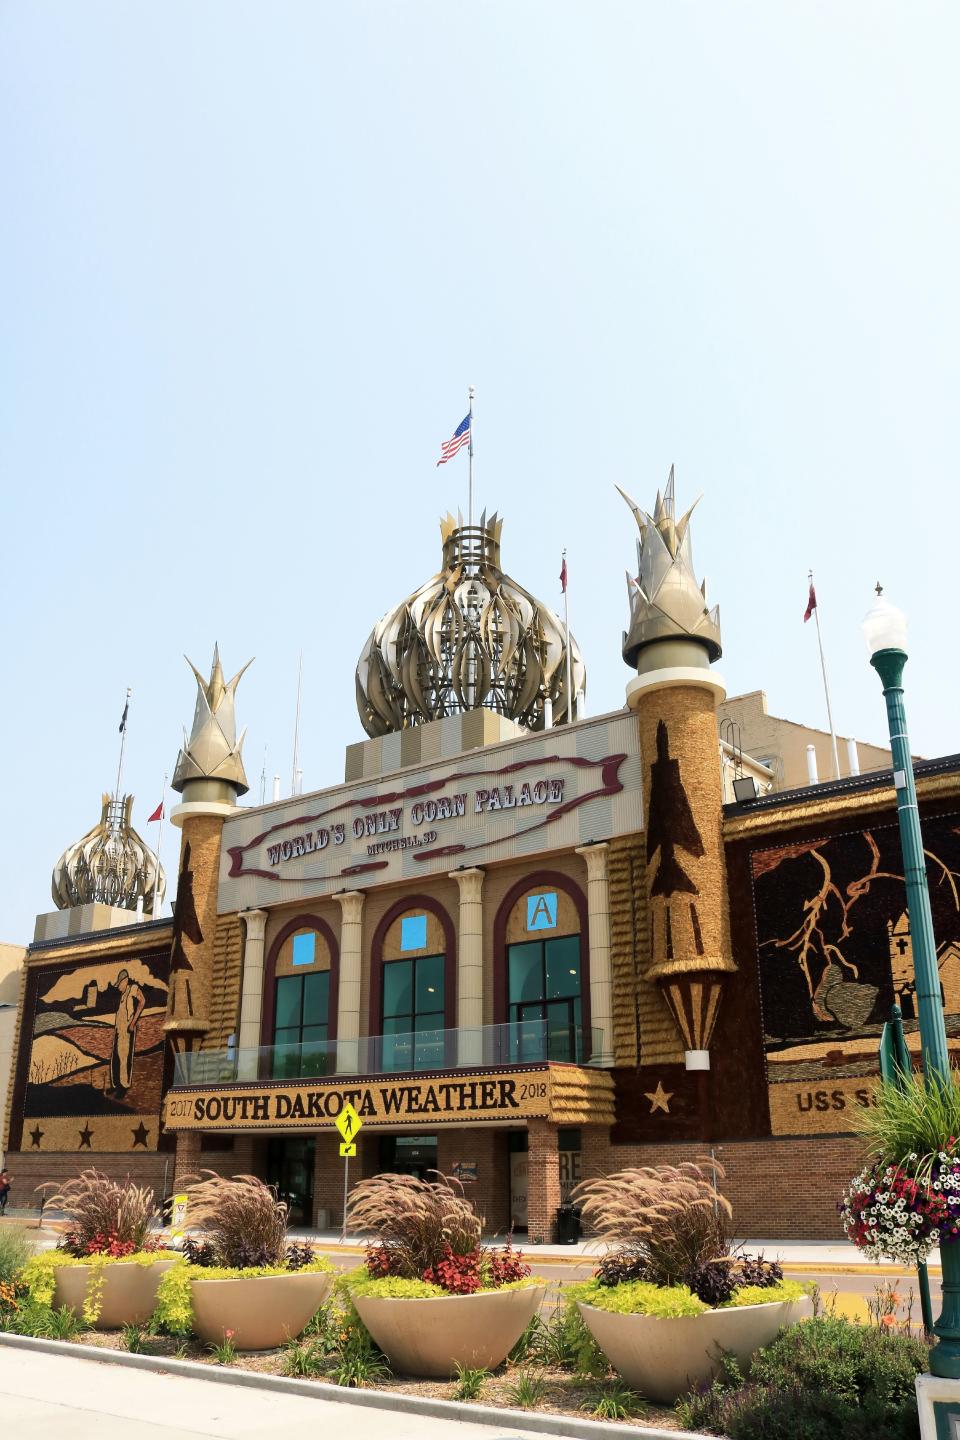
[[6, 476, 960, 1239]]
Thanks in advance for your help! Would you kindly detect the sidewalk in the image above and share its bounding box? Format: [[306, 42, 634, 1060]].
[[3, 1211, 937, 1274]]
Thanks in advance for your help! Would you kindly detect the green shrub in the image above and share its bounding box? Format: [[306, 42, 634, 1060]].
[[682, 1381, 919, 1440], [282, 1339, 326, 1377], [7, 1300, 82, 1340], [151, 1255, 332, 1336], [728, 1281, 807, 1308], [750, 1315, 925, 1409], [676, 1316, 925, 1439], [333, 1324, 391, 1387], [503, 1368, 547, 1408], [0, 1226, 31, 1284], [855, 1072, 960, 1179], [452, 1363, 488, 1400], [153, 1262, 193, 1335], [345, 1271, 444, 1299], [575, 1278, 706, 1317], [587, 1379, 646, 1420]]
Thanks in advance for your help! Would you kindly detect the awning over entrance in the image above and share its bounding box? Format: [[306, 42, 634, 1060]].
[[163, 1062, 615, 1134]]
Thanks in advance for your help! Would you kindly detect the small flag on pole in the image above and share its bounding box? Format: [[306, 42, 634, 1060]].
[[803, 583, 817, 623], [147, 801, 164, 823], [560, 555, 568, 593], [118, 697, 129, 732], [437, 414, 471, 466]]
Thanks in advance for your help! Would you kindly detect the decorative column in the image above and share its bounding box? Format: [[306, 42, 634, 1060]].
[[618, 471, 736, 1070], [455, 868, 485, 1065], [236, 909, 268, 1078], [575, 843, 613, 1065], [335, 891, 365, 1073]]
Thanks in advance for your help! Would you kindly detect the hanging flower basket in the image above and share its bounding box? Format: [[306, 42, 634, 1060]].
[[840, 1151, 960, 1265]]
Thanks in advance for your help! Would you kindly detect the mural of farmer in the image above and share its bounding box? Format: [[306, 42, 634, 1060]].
[[109, 969, 146, 1097]]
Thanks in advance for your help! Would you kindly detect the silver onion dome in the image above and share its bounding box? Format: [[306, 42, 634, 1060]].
[[356, 512, 586, 737], [52, 793, 165, 916]]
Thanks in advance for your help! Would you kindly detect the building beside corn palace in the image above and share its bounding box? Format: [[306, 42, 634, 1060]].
[[6, 475, 960, 1238]]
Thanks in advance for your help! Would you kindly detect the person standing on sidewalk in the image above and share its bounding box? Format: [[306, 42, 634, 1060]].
[[0, 1171, 10, 1215]]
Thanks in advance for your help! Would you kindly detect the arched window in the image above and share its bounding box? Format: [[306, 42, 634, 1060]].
[[370, 896, 456, 1073], [494, 873, 591, 1064], [262, 915, 339, 1079]]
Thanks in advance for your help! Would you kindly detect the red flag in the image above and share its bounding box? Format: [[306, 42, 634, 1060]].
[[560, 555, 568, 593], [803, 583, 817, 623], [147, 802, 164, 823]]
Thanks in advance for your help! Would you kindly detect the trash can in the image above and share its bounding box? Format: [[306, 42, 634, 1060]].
[[553, 1203, 581, 1244]]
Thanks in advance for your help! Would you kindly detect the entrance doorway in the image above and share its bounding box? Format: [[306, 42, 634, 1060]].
[[266, 1137, 315, 1226], [379, 1134, 437, 1180]]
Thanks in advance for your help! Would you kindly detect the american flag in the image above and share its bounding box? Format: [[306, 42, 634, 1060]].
[[436, 413, 471, 466]]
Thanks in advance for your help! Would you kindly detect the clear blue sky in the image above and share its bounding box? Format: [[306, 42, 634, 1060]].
[[2, 3, 957, 943]]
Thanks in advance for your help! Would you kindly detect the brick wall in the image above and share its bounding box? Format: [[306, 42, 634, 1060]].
[[437, 1126, 510, 1237], [527, 1119, 561, 1245], [582, 1132, 863, 1240], [6, 1149, 171, 1209]]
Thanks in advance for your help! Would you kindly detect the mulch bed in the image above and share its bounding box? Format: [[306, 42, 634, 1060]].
[[57, 1329, 684, 1430]]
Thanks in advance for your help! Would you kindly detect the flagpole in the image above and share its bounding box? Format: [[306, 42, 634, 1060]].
[[291, 651, 303, 797], [115, 687, 132, 801], [563, 550, 574, 723], [809, 569, 841, 780], [152, 773, 167, 918], [467, 386, 475, 530]]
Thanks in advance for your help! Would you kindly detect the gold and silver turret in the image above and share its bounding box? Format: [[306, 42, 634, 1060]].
[[356, 512, 585, 737], [52, 794, 165, 916]]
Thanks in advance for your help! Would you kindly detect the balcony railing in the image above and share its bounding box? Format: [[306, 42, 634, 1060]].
[[172, 1019, 605, 1088]]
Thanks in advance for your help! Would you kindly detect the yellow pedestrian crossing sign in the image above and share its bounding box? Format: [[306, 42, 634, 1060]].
[[339, 1141, 357, 1158], [335, 1102, 363, 1145]]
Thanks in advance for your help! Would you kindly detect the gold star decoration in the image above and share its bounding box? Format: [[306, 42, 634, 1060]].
[[644, 1081, 673, 1114]]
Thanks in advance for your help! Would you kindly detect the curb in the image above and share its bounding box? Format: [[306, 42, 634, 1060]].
[[0, 1333, 702, 1440], [780, 1263, 941, 1278]]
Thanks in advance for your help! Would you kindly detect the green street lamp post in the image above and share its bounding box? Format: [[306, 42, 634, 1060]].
[[863, 591, 960, 1377]]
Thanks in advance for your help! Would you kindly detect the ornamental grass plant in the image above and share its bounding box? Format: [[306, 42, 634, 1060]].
[[855, 1071, 960, 1179], [346, 1171, 481, 1277], [573, 1161, 732, 1289], [39, 1169, 158, 1256], [573, 1162, 785, 1307], [178, 1172, 288, 1268], [840, 1074, 960, 1263]]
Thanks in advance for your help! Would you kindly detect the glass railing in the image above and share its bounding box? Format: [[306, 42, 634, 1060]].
[[172, 1019, 605, 1087]]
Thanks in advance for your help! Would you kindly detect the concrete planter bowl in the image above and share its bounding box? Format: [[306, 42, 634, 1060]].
[[189, 1271, 334, 1352], [578, 1295, 813, 1404], [53, 1257, 176, 1330], [352, 1285, 548, 1378]]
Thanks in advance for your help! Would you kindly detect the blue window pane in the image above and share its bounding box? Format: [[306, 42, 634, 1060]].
[[401, 913, 428, 952], [526, 893, 558, 931], [292, 931, 316, 966], [415, 954, 444, 1015], [383, 960, 413, 1019]]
